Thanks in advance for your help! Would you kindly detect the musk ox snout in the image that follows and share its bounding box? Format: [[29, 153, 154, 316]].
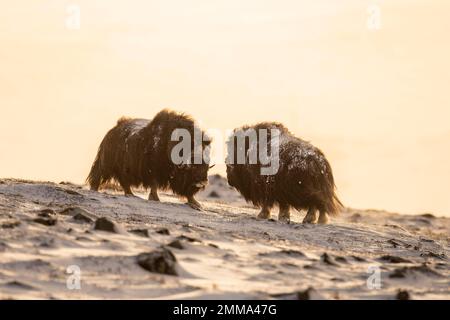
[[226, 122, 343, 224]]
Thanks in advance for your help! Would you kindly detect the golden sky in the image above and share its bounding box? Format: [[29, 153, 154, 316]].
[[1, 0, 449, 216]]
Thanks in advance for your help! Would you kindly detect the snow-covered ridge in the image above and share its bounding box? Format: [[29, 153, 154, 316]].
[[0, 178, 448, 299]]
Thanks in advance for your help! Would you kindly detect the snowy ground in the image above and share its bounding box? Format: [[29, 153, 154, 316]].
[[0, 176, 448, 299]]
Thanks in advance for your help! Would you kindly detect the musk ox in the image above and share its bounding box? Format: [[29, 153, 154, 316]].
[[226, 122, 343, 224], [87, 109, 212, 210]]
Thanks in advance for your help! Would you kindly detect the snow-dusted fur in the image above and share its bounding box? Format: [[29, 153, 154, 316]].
[[87, 109, 211, 202], [226, 122, 343, 223]]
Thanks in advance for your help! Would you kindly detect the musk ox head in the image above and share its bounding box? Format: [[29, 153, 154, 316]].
[[168, 137, 213, 197], [170, 162, 211, 196]]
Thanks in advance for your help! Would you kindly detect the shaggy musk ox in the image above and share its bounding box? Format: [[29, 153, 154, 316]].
[[87, 109, 212, 210], [226, 122, 343, 224]]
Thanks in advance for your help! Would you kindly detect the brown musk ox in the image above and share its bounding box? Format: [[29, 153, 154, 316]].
[[87, 109, 212, 210], [226, 122, 343, 223]]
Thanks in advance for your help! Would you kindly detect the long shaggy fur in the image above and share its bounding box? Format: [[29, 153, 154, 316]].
[[226, 122, 343, 221], [87, 109, 210, 201]]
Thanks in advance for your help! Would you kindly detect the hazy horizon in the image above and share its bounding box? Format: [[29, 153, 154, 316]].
[[1, 0, 449, 216]]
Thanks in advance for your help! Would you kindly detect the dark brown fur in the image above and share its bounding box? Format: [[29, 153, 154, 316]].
[[226, 122, 343, 223], [87, 109, 210, 209]]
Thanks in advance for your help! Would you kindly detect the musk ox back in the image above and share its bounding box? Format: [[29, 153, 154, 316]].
[[87, 109, 211, 210], [226, 122, 342, 224]]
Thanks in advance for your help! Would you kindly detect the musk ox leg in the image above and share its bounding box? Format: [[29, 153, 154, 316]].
[[87, 156, 102, 191], [318, 211, 330, 224], [278, 204, 290, 222], [303, 207, 318, 224], [121, 184, 135, 197], [257, 205, 271, 219], [186, 196, 202, 211], [90, 182, 100, 192], [87, 173, 102, 192], [148, 185, 160, 201]]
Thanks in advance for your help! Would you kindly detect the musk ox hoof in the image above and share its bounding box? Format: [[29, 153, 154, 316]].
[[125, 194, 137, 198], [318, 213, 330, 224], [148, 193, 160, 202], [278, 216, 290, 223], [303, 209, 318, 224], [302, 215, 318, 224], [257, 210, 271, 219], [302, 218, 317, 224], [187, 201, 203, 211]]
